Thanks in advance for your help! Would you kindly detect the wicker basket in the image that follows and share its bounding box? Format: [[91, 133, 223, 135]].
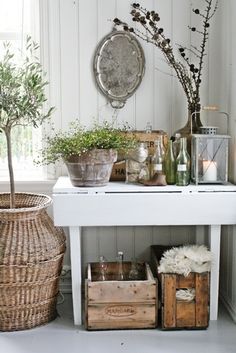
[[0, 253, 64, 284], [0, 193, 66, 331], [0, 297, 58, 331]]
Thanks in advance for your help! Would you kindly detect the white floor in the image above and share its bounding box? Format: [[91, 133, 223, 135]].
[[1, 294, 236, 353]]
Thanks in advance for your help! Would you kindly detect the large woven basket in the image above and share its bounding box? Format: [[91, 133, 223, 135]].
[[0, 193, 66, 331]]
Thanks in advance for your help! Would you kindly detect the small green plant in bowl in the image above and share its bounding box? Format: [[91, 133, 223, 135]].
[[41, 120, 137, 187]]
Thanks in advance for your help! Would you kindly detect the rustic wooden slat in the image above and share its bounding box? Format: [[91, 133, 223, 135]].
[[87, 303, 156, 330], [195, 272, 209, 327], [88, 281, 156, 304], [176, 273, 195, 288], [162, 274, 176, 328], [176, 302, 196, 327]]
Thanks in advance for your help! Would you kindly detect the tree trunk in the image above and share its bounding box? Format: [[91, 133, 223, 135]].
[[5, 128, 15, 208]]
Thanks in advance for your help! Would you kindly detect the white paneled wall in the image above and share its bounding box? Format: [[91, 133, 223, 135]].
[[219, 0, 236, 323], [39, 0, 236, 321]]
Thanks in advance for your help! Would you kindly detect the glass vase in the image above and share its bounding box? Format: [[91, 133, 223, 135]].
[[172, 103, 202, 154]]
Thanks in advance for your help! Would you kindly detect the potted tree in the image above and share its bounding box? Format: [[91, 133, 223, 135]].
[[41, 120, 137, 186], [0, 38, 66, 331]]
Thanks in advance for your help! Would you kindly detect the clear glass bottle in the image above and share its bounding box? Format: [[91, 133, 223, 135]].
[[151, 136, 165, 177], [128, 258, 139, 280], [164, 140, 176, 185], [176, 137, 190, 186], [145, 122, 152, 134], [98, 255, 107, 281], [117, 251, 124, 280]]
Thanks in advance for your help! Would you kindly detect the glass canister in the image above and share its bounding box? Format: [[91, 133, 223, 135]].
[[126, 142, 149, 183]]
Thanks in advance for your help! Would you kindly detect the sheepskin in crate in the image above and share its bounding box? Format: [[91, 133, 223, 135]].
[[151, 244, 211, 330]]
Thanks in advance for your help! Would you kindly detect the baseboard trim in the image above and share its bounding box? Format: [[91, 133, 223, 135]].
[[220, 291, 236, 323]]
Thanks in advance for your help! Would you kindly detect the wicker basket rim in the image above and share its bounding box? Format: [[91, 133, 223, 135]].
[[0, 193, 52, 213]]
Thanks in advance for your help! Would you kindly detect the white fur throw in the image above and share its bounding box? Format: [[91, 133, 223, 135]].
[[158, 245, 212, 276]]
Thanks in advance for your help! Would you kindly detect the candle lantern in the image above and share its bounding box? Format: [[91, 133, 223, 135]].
[[191, 134, 230, 184]]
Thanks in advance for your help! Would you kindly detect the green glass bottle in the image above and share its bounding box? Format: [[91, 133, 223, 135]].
[[164, 140, 176, 185], [176, 137, 190, 186]]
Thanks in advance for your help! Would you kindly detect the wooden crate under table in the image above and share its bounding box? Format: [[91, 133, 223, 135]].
[[161, 272, 209, 330], [85, 262, 157, 330], [150, 245, 210, 330]]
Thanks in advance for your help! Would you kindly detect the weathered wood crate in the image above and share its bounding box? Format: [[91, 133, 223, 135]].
[[150, 245, 210, 330], [110, 130, 168, 181], [161, 272, 209, 329], [85, 262, 157, 330]]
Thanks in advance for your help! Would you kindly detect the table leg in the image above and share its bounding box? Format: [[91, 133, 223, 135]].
[[208, 224, 221, 321], [69, 226, 82, 325]]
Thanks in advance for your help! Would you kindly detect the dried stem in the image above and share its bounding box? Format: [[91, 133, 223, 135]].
[[114, 0, 218, 111]]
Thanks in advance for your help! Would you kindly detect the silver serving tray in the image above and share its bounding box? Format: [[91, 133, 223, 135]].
[[93, 30, 145, 108]]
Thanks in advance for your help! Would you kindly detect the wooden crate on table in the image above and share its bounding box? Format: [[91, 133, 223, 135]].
[[85, 261, 157, 330], [110, 130, 168, 181], [150, 245, 210, 330]]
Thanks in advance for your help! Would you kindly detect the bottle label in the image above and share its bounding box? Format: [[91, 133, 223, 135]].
[[177, 164, 187, 171], [153, 163, 162, 171]]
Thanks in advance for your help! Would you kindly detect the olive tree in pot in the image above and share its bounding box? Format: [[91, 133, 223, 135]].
[[0, 38, 53, 208], [0, 38, 66, 332]]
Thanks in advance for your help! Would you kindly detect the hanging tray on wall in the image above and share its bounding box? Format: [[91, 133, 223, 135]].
[[93, 29, 145, 109]]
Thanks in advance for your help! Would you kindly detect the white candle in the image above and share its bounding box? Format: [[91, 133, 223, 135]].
[[203, 160, 217, 182]]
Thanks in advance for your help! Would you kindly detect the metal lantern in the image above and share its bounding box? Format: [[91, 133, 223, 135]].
[[191, 134, 231, 184]]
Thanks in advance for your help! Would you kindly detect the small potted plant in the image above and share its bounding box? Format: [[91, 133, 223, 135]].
[[0, 37, 66, 331], [41, 120, 137, 186]]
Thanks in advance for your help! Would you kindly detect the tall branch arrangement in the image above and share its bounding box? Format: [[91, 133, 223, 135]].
[[114, 1, 218, 112]]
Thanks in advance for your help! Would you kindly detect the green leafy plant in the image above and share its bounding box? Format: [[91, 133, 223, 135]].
[[41, 120, 137, 165], [0, 37, 54, 208]]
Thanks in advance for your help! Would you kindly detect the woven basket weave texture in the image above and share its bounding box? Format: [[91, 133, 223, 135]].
[[0, 193, 66, 331]]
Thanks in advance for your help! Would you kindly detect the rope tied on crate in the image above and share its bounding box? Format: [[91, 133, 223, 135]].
[[158, 245, 212, 277]]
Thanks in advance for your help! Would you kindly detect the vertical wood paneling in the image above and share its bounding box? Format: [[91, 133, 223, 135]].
[[134, 226, 153, 261], [152, 226, 171, 245], [134, 0, 155, 130], [153, 0, 172, 135], [219, 0, 236, 321], [78, 0, 99, 125], [171, 0, 191, 135], [170, 226, 194, 245], [116, 227, 135, 260], [82, 227, 99, 269], [42, 0, 62, 131], [60, 0, 79, 129], [96, 0, 116, 123], [115, 0, 136, 127], [98, 227, 117, 260]]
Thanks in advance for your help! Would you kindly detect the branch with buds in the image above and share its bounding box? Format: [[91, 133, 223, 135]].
[[114, 1, 218, 112]]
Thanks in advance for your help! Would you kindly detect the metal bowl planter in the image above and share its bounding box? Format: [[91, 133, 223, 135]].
[[0, 193, 66, 331], [65, 149, 117, 187]]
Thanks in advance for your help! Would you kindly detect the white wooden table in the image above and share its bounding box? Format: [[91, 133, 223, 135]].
[[53, 176, 236, 325]]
